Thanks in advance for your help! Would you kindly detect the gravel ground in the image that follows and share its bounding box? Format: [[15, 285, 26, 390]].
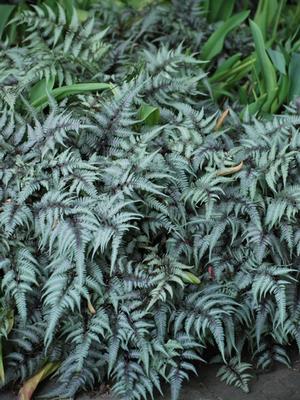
[[1, 359, 300, 400]]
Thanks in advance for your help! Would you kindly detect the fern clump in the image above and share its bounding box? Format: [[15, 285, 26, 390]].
[[1, 1, 300, 400]]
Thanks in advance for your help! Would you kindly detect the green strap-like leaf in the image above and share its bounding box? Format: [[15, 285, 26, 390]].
[[0, 5, 15, 39], [288, 53, 300, 101], [18, 362, 60, 400], [207, 0, 235, 23], [31, 82, 112, 109], [29, 77, 56, 106], [250, 20, 278, 112], [254, 0, 278, 39], [202, 10, 250, 60], [138, 103, 160, 126], [182, 272, 201, 285], [267, 49, 287, 75]]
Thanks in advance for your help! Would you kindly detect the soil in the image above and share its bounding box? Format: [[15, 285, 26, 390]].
[[1, 358, 300, 400]]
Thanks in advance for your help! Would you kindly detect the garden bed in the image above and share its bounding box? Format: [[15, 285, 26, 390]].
[[1, 1, 300, 400]]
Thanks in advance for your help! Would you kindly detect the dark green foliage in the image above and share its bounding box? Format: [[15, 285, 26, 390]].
[[1, 1, 300, 400]]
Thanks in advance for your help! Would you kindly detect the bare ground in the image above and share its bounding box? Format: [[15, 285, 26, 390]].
[[2, 358, 300, 400]]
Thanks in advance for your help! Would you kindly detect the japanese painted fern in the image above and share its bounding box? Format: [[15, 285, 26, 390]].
[[1, 1, 300, 400]]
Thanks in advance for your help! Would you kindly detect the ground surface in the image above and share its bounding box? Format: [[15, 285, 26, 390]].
[[1, 359, 300, 400]]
